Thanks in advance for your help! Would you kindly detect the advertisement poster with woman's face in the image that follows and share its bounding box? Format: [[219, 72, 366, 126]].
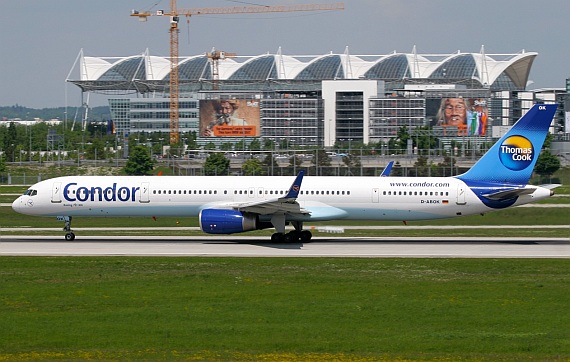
[[434, 97, 488, 136], [199, 99, 260, 137]]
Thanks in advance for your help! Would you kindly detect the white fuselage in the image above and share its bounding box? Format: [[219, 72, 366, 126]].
[[11, 175, 552, 222]]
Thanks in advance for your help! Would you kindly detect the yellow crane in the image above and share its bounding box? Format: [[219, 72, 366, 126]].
[[131, 2, 344, 144], [207, 48, 237, 90]]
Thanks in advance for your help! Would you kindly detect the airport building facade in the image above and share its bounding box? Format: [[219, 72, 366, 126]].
[[69, 48, 567, 149]]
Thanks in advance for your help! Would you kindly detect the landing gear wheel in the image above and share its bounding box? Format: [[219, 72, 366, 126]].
[[284, 232, 299, 243], [60, 216, 75, 241], [271, 233, 284, 243], [300, 230, 312, 241]]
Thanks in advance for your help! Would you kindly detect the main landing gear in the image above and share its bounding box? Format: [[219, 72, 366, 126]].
[[270, 220, 312, 243], [58, 216, 75, 241], [271, 229, 312, 243]]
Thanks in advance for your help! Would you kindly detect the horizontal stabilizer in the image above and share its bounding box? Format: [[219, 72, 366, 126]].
[[539, 184, 561, 190], [482, 188, 536, 200]]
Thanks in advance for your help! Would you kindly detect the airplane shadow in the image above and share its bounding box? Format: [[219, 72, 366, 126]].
[[3, 236, 566, 246]]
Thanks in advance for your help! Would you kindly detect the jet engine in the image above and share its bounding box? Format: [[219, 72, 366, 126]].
[[199, 209, 259, 234]]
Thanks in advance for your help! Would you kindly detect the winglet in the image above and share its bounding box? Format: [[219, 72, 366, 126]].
[[282, 170, 304, 199], [380, 161, 394, 177]]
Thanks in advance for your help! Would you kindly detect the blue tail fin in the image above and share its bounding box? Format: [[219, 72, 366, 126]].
[[457, 104, 557, 185]]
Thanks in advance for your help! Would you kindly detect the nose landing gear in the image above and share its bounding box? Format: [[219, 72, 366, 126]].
[[57, 216, 75, 241]]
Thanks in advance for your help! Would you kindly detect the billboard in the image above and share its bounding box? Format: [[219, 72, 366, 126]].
[[199, 99, 260, 137], [427, 97, 488, 136]]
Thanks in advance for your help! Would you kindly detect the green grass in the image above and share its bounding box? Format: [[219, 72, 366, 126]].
[[0, 257, 569, 361]]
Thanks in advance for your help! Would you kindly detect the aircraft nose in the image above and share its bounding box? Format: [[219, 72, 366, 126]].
[[11, 197, 22, 213]]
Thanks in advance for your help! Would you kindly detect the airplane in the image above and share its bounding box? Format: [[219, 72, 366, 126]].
[[12, 104, 559, 242]]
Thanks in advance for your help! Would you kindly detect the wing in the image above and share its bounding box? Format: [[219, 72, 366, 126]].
[[232, 170, 310, 216]]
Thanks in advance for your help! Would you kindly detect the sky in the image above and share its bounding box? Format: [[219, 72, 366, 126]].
[[0, 0, 568, 109]]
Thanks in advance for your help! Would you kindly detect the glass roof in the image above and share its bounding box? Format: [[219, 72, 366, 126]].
[[175, 57, 211, 81], [490, 72, 518, 91], [160, 57, 211, 81], [99, 57, 146, 81], [429, 54, 478, 79], [295, 55, 343, 80], [364, 55, 411, 80], [228, 56, 277, 80]]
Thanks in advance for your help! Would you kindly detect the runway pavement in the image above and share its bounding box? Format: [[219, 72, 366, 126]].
[[0, 235, 568, 258]]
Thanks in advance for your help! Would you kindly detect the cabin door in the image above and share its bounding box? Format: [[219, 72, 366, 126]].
[[51, 182, 62, 203], [139, 182, 150, 203], [372, 188, 380, 203], [456, 184, 467, 205]]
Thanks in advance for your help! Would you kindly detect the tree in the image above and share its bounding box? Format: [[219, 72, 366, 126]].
[[262, 139, 275, 150], [84, 138, 107, 160], [436, 155, 454, 177], [124, 145, 155, 175], [262, 153, 278, 175], [535, 151, 560, 181], [0, 153, 6, 173], [411, 155, 430, 177], [204, 153, 230, 176], [312, 149, 332, 176], [204, 142, 216, 150], [242, 159, 265, 176], [342, 154, 361, 176], [395, 126, 410, 152], [248, 138, 261, 151]]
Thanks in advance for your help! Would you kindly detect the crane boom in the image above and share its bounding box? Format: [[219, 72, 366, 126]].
[[131, 2, 344, 144]]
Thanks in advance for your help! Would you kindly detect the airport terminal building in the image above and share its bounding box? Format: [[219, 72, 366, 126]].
[[68, 47, 566, 148]]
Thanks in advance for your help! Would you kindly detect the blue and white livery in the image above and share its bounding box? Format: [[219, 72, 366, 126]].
[[12, 104, 559, 242]]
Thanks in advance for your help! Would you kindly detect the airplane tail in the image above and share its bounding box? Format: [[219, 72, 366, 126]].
[[457, 104, 557, 185]]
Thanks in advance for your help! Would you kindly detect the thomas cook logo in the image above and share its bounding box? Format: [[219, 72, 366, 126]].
[[499, 135, 534, 171]]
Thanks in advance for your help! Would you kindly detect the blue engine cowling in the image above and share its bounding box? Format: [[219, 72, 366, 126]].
[[199, 209, 258, 234]]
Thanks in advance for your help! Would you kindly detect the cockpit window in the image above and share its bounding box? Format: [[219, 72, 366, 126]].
[[23, 189, 37, 196]]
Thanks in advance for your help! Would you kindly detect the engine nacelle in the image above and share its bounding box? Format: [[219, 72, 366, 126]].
[[199, 209, 258, 234]]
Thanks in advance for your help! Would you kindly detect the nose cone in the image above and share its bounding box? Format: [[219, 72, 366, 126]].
[[12, 196, 24, 214]]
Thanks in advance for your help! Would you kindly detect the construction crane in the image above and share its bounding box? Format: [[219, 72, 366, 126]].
[[207, 48, 237, 90], [131, 2, 344, 144]]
